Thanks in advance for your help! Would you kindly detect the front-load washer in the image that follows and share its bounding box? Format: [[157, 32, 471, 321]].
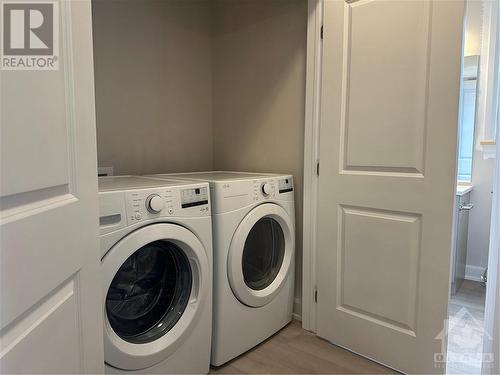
[[98, 176, 212, 374], [148, 172, 295, 366]]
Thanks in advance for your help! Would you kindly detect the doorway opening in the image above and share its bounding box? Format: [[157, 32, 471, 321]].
[[446, 1, 499, 373]]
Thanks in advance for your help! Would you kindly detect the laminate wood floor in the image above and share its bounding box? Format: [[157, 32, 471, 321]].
[[209, 320, 395, 374], [447, 280, 486, 375]]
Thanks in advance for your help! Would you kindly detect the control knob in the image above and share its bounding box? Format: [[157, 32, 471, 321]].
[[261, 182, 272, 196], [146, 194, 165, 213]]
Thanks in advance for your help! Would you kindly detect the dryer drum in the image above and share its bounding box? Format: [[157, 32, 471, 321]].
[[242, 217, 285, 291], [106, 240, 192, 344]]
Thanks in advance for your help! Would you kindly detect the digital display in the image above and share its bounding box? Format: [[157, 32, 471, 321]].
[[181, 187, 208, 208], [278, 178, 293, 193]]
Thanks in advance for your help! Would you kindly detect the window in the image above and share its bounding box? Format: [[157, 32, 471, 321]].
[[457, 79, 477, 182], [457, 55, 480, 182]]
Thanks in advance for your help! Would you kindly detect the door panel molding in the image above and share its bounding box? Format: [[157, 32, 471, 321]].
[[337, 205, 421, 336], [61, 0, 78, 197], [0, 0, 77, 211], [0, 277, 80, 363], [0, 185, 73, 222], [339, 0, 432, 176], [0, 277, 84, 373]]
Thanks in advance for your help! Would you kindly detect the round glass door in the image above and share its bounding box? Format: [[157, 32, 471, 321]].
[[228, 203, 294, 307], [106, 240, 192, 344], [242, 218, 285, 290], [102, 223, 209, 370]]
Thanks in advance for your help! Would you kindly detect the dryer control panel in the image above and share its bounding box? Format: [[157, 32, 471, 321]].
[[253, 179, 277, 201], [206, 175, 294, 214], [278, 177, 293, 194], [251, 177, 293, 201]]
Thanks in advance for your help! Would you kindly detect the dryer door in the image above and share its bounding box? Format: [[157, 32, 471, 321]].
[[102, 223, 209, 370], [228, 203, 294, 307]]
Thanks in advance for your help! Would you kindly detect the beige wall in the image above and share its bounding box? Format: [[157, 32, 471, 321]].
[[92, 0, 214, 175], [212, 0, 307, 312], [93, 0, 308, 314]]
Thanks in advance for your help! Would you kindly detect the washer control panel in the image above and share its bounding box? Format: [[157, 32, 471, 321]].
[[125, 184, 210, 225], [146, 194, 165, 213], [181, 187, 209, 208]]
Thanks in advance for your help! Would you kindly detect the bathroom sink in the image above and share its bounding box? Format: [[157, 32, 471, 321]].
[[456, 185, 473, 196]]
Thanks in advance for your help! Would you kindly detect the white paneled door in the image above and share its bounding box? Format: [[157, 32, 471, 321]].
[[0, 0, 104, 373], [316, 0, 464, 373]]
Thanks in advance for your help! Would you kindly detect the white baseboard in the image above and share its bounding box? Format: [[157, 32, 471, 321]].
[[465, 265, 486, 282], [293, 297, 302, 321], [292, 313, 302, 322]]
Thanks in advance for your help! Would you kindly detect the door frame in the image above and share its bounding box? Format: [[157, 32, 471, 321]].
[[482, 2, 500, 372], [483, 117, 500, 375], [301, 0, 500, 372], [301, 0, 322, 333]]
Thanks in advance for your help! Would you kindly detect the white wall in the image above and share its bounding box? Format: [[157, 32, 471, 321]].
[[463, 0, 495, 279], [467, 150, 494, 278]]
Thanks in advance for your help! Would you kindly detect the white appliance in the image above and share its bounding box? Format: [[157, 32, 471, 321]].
[[98, 176, 212, 374], [149, 172, 295, 366]]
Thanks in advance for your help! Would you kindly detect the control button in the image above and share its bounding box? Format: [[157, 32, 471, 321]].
[[135, 212, 142, 220], [261, 182, 272, 196], [146, 194, 165, 213]]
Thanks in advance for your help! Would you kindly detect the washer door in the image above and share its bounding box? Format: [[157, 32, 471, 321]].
[[227, 203, 294, 307], [102, 223, 209, 370]]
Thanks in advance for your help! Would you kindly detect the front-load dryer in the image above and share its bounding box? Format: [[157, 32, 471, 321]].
[[98, 176, 212, 374], [149, 172, 295, 366]]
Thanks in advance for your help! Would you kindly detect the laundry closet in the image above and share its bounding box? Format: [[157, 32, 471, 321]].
[[91, 0, 307, 317], [4, 0, 498, 373]]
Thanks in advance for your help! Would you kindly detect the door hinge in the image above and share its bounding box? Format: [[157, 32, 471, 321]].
[[320, 25, 324, 40], [314, 288, 318, 303], [316, 161, 320, 176]]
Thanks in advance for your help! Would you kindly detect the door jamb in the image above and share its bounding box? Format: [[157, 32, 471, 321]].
[[483, 111, 500, 375], [301, 0, 323, 333], [482, 2, 500, 372]]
